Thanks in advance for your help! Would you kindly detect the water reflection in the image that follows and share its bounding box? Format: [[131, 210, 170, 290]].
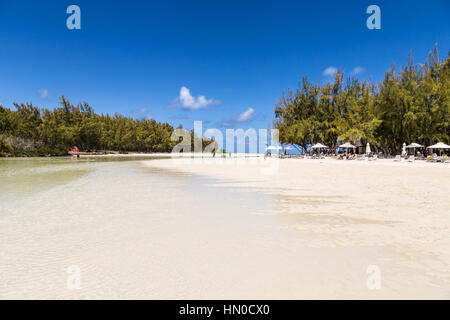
[[0, 155, 170, 200]]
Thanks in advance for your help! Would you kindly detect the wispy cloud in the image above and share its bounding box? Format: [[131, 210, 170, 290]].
[[176, 86, 220, 110], [169, 113, 190, 120], [221, 107, 256, 127], [236, 107, 255, 122], [39, 89, 49, 99], [130, 107, 147, 115], [352, 66, 365, 75], [323, 66, 337, 77]]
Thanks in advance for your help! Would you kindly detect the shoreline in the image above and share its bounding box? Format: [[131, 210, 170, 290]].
[[0, 151, 173, 158], [2, 151, 449, 162]]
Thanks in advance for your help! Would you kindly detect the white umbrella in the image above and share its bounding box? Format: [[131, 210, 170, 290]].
[[339, 142, 356, 149], [339, 142, 356, 156], [311, 143, 328, 149], [427, 142, 450, 149], [406, 142, 423, 156], [365, 143, 371, 155], [406, 143, 423, 148], [427, 142, 450, 156]]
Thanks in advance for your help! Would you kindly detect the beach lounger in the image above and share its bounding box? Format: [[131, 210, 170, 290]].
[[430, 153, 439, 162]]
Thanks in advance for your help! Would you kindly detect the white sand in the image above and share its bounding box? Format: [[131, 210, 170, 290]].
[[1, 157, 449, 299], [142, 157, 450, 299]]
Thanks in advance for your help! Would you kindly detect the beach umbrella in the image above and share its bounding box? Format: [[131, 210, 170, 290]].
[[339, 142, 356, 156], [427, 142, 450, 156], [406, 143, 423, 148], [427, 142, 450, 149], [406, 143, 423, 156], [339, 142, 356, 149], [311, 143, 328, 149], [365, 143, 371, 155], [311, 143, 328, 156]]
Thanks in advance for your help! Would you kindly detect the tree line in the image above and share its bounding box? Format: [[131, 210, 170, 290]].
[[274, 46, 449, 154], [0, 96, 216, 156]]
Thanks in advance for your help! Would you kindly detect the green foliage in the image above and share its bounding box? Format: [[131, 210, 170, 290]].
[[275, 46, 449, 154], [0, 134, 13, 154], [0, 96, 211, 156]]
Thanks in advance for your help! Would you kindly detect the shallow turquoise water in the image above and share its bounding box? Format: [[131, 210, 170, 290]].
[[0, 157, 276, 299]]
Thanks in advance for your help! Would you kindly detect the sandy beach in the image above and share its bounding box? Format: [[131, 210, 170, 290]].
[[1, 156, 449, 299], [142, 157, 450, 299]]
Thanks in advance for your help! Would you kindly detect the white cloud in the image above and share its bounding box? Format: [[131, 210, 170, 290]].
[[352, 66, 365, 75], [236, 107, 255, 122], [222, 107, 256, 126], [39, 89, 49, 99], [131, 107, 147, 115], [323, 66, 337, 77], [178, 86, 219, 110]]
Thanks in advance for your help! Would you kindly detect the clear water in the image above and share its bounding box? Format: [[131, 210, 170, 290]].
[[0, 157, 277, 299]]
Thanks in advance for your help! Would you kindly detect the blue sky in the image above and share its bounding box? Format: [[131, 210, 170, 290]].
[[0, 0, 449, 133]]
